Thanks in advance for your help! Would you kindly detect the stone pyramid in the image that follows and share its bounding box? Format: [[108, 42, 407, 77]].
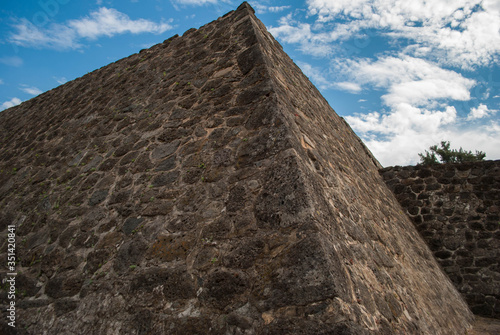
[[0, 2, 473, 334]]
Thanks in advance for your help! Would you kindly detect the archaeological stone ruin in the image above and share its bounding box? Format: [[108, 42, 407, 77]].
[[0, 2, 481, 334]]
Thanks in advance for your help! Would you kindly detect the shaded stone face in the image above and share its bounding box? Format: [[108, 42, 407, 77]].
[[0, 2, 473, 334]]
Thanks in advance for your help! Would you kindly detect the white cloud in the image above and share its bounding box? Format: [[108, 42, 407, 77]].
[[333, 55, 475, 106], [251, 2, 291, 14], [0, 56, 23, 67], [282, 0, 500, 68], [347, 104, 457, 137], [0, 79, 3, 85], [9, 8, 173, 50], [9, 19, 80, 50], [68, 7, 172, 40], [20, 85, 43, 96], [384, 79, 471, 107], [269, 15, 336, 57], [482, 88, 491, 100], [335, 81, 362, 93], [1, 98, 22, 111], [307, 0, 478, 24], [467, 103, 497, 120]]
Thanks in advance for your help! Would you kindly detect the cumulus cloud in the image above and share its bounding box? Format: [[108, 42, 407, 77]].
[[1, 98, 22, 111], [467, 103, 497, 120], [9, 7, 173, 50], [304, 0, 500, 68], [335, 81, 362, 93], [272, 1, 499, 68], [334, 55, 476, 105], [68, 7, 172, 39], [347, 105, 457, 137]]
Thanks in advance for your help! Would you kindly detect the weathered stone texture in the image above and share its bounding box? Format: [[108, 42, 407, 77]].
[[381, 161, 500, 318], [0, 2, 473, 334]]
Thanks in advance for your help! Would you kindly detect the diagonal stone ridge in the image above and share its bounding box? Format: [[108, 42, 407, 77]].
[[0, 2, 474, 334]]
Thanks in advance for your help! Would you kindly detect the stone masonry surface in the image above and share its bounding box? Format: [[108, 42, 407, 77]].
[[0, 2, 473, 334], [381, 161, 500, 318]]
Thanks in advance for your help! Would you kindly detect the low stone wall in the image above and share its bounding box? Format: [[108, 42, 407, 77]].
[[380, 160, 500, 318]]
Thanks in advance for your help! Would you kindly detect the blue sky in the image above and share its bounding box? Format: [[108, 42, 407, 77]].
[[1, 0, 499, 166]]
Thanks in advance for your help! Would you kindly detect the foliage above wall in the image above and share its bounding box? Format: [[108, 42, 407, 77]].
[[419, 141, 486, 165]]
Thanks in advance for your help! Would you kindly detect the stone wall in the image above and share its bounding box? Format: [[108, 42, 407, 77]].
[[381, 160, 500, 318]]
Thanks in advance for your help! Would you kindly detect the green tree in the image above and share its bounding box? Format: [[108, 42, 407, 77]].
[[418, 141, 486, 165]]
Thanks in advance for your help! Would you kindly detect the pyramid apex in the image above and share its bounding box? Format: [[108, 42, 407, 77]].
[[236, 1, 255, 15]]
